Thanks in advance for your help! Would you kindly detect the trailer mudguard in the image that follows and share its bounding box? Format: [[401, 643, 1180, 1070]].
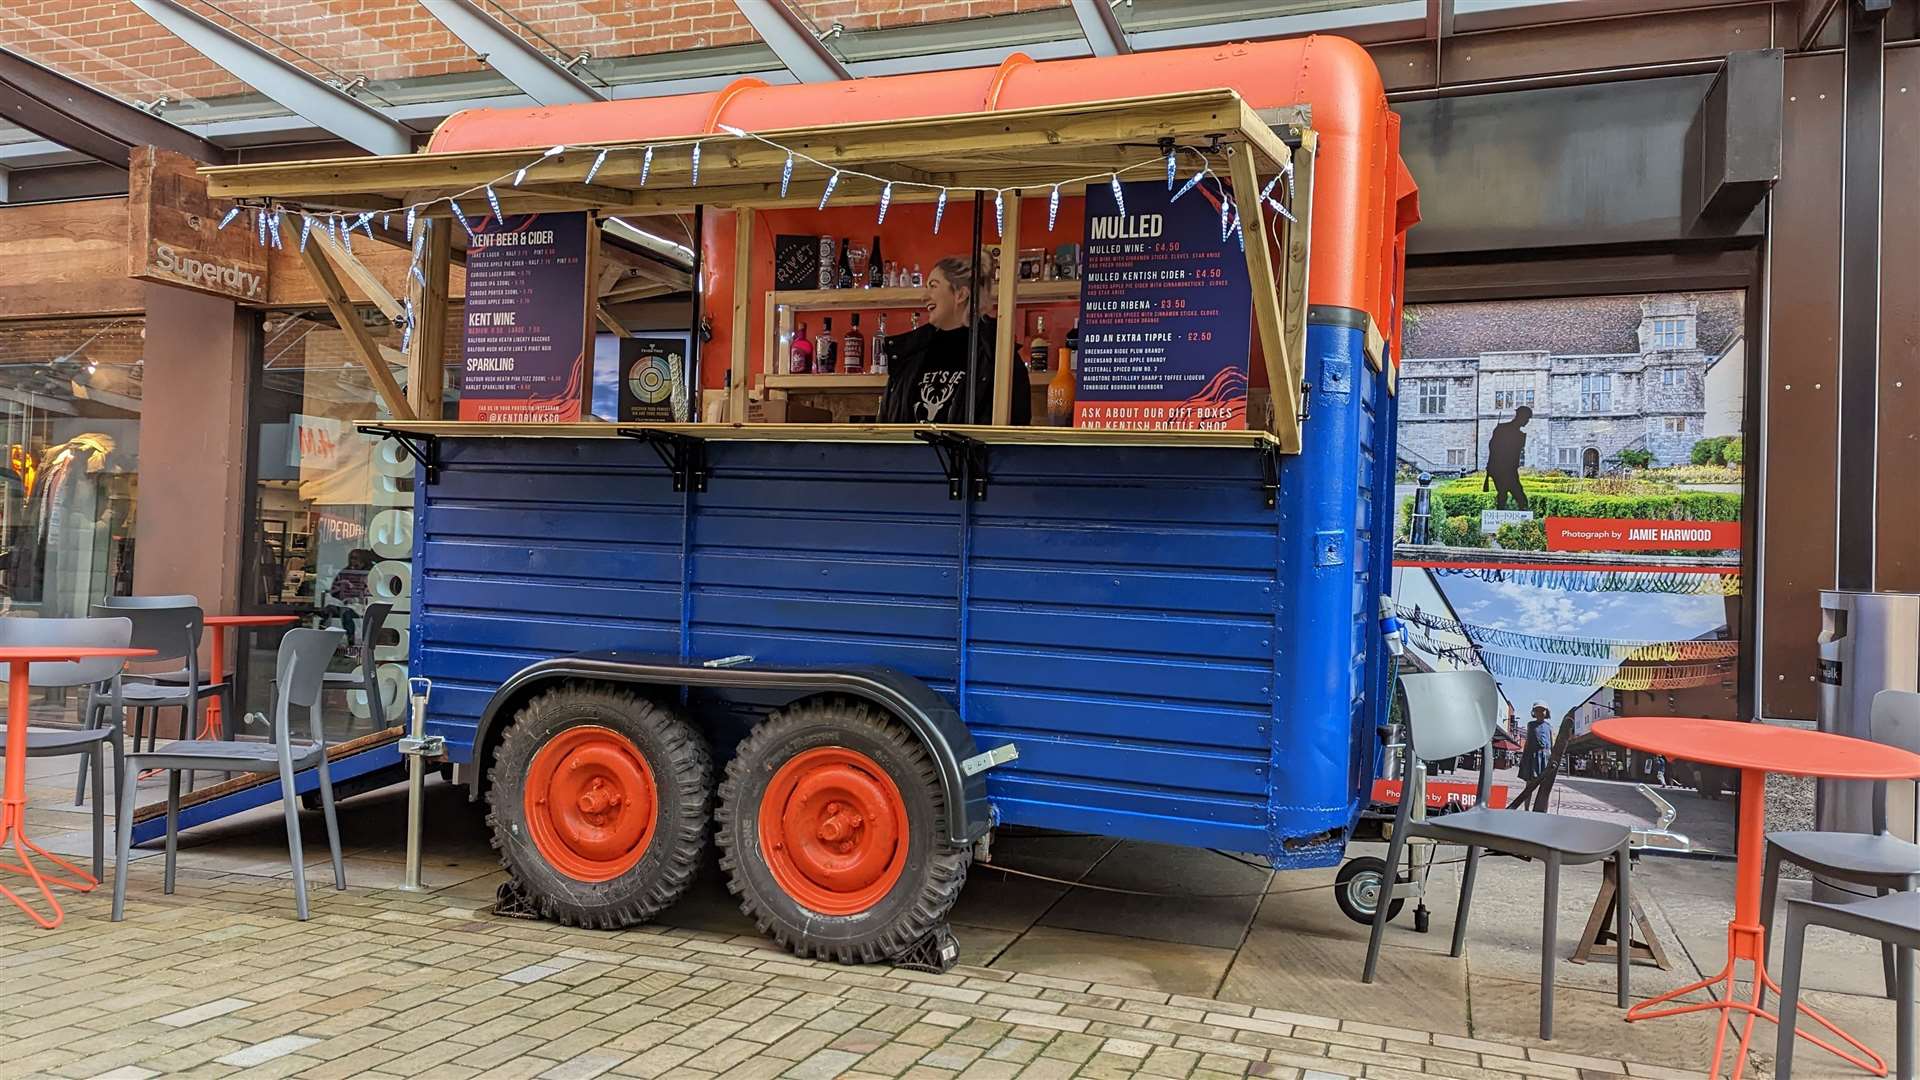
[[467, 652, 992, 847]]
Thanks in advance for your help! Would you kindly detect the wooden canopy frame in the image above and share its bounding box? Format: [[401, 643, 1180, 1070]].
[[205, 89, 1313, 451]]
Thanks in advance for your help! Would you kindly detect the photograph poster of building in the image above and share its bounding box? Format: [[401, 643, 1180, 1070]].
[[1391, 291, 1745, 853]]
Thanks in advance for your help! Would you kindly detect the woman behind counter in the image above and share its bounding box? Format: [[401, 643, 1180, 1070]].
[[879, 255, 1031, 425]]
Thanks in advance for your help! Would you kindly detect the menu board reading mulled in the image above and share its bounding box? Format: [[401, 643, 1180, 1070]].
[[1074, 179, 1252, 429], [459, 212, 593, 422]]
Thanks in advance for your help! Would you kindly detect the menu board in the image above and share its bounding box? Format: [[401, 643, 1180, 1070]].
[[459, 212, 593, 422], [1074, 179, 1252, 430]]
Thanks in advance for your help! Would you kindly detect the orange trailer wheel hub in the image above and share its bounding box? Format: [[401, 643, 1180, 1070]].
[[759, 747, 908, 915], [524, 725, 657, 882]]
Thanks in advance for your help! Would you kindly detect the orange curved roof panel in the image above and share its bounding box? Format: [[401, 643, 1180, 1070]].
[[430, 36, 1419, 330]]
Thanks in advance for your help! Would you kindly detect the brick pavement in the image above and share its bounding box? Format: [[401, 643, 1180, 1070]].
[[0, 867, 1717, 1080]]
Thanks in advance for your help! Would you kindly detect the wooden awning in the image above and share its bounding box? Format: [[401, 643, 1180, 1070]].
[[201, 90, 1295, 217]]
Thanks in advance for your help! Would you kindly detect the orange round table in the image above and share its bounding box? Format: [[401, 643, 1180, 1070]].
[[0, 645, 154, 929], [1593, 716, 1920, 1080], [198, 615, 299, 740]]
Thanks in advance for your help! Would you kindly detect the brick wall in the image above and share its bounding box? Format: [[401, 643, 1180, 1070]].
[[0, 0, 1070, 107]]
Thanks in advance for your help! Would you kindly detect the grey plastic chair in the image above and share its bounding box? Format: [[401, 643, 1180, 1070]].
[[1760, 689, 1920, 1000], [0, 616, 132, 879], [98, 595, 206, 686], [112, 627, 347, 921], [1362, 669, 1632, 1040], [84, 603, 230, 795], [1774, 891, 1917, 1079], [323, 602, 392, 730]]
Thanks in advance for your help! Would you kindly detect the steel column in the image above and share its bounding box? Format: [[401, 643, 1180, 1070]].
[[1837, 0, 1886, 589]]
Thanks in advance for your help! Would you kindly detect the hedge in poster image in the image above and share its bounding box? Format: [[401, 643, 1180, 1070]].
[[1400, 473, 1742, 553]]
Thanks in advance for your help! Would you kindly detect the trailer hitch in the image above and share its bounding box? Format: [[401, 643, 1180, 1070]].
[[620, 428, 709, 492], [915, 430, 989, 501], [363, 425, 440, 485]]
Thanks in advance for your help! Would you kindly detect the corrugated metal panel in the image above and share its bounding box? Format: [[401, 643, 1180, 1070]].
[[416, 439, 684, 758], [411, 344, 1385, 863], [963, 446, 1277, 853]]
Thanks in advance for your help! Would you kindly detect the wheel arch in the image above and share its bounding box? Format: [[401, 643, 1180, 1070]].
[[469, 654, 992, 847]]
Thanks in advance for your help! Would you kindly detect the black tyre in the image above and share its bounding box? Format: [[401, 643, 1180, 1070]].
[[1334, 855, 1404, 925], [487, 683, 711, 929], [716, 698, 968, 964]]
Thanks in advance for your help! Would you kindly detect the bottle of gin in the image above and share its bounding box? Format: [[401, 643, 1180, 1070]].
[[788, 320, 813, 373], [871, 314, 889, 374]]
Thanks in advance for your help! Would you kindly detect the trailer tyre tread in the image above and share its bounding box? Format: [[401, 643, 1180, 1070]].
[[717, 699, 968, 965], [487, 683, 711, 930]]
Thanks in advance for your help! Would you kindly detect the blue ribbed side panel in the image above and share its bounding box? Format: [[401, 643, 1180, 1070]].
[[685, 442, 962, 689], [964, 446, 1277, 853], [1268, 323, 1377, 869], [414, 438, 684, 759]]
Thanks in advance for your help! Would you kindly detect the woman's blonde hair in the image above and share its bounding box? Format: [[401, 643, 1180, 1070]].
[[930, 252, 994, 316]]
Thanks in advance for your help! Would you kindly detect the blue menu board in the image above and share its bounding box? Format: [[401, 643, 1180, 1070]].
[[1074, 178, 1252, 429], [459, 212, 593, 422]]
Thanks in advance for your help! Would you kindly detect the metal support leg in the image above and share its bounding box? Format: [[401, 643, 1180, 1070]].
[[1775, 911, 1809, 1079], [111, 760, 138, 921], [316, 755, 345, 891], [1541, 853, 1561, 1040], [1364, 820, 1410, 983], [89, 748, 103, 882], [277, 751, 309, 920], [1452, 844, 1480, 958], [163, 771, 179, 895], [1615, 843, 1631, 1009]]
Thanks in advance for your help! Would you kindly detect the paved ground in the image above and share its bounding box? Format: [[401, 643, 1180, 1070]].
[[1, 754, 1908, 1079]]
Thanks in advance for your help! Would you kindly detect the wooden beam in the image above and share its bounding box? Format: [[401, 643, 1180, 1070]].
[[408, 219, 452, 421], [729, 208, 754, 424], [1280, 134, 1315, 446], [312, 227, 404, 322], [991, 192, 1022, 426], [596, 305, 631, 337], [302, 240, 415, 421], [1228, 146, 1298, 453]]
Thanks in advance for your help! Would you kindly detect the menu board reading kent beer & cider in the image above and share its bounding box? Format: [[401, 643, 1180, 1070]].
[[459, 212, 593, 422], [1074, 179, 1253, 430]]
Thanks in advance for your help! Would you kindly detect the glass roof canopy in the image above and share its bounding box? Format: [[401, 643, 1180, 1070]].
[[0, 1, 1743, 163]]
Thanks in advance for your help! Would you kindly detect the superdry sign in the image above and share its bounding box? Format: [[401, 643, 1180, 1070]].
[[1545, 517, 1741, 552], [127, 146, 270, 303]]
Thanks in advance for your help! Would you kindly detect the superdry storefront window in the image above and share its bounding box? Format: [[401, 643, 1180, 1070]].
[[0, 317, 143, 619], [240, 307, 456, 742]]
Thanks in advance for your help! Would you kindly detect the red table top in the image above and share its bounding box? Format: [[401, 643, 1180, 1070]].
[[0, 647, 155, 662], [204, 615, 300, 627], [1593, 716, 1920, 781]]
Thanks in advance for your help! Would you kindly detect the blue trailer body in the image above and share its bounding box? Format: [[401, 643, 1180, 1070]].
[[412, 318, 1392, 868]]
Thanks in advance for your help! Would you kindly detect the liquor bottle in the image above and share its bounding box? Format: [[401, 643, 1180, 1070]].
[[1048, 319, 1077, 426], [909, 311, 921, 330], [835, 239, 854, 289], [843, 313, 866, 374], [911, 263, 923, 287], [815, 316, 837, 373], [788, 320, 813, 374], [1028, 312, 1051, 373], [867, 235, 884, 288], [871, 314, 889, 373]]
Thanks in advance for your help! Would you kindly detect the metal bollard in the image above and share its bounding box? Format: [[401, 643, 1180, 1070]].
[[398, 677, 441, 891]]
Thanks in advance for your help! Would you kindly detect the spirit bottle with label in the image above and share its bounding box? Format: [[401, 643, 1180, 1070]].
[[788, 320, 813, 373], [1028, 312, 1051, 373], [871, 314, 889, 373], [835, 239, 854, 289], [867, 235, 884, 288], [815, 316, 837, 373], [843, 314, 866, 374]]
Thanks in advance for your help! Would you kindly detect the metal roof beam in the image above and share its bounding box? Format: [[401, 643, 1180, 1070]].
[[421, 0, 607, 105], [129, 0, 416, 156], [1070, 0, 1132, 56], [0, 45, 226, 167], [733, 0, 851, 82]]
